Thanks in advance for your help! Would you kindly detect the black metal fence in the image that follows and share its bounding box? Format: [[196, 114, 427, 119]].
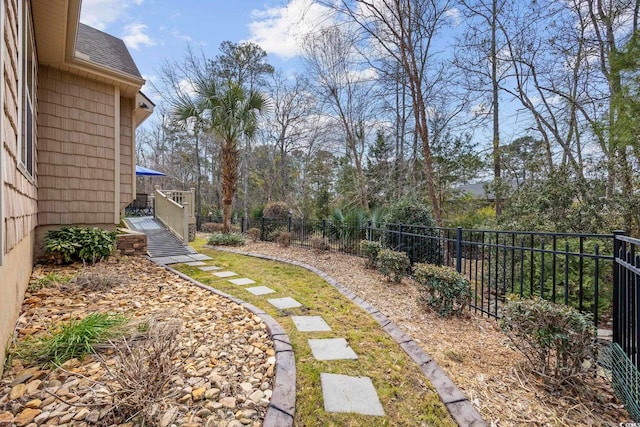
[[613, 233, 640, 368], [236, 216, 615, 326]]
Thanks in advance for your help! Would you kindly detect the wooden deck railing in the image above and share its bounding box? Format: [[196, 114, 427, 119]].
[[154, 187, 195, 243]]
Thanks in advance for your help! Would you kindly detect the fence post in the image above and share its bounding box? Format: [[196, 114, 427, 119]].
[[182, 203, 189, 244], [288, 214, 292, 233], [456, 227, 462, 274], [612, 230, 624, 345], [398, 224, 404, 252], [261, 217, 265, 241], [367, 220, 372, 241], [322, 220, 326, 239], [241, 217, 245, 233]]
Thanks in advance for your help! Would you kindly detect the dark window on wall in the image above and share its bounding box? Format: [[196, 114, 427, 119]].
[[19, 0, 35, 177]]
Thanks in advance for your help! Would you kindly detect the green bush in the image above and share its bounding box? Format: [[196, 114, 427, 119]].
[[377, 249, 410, 283], [44, 227, 117, 264], [207, 232, 246, 246], [414, 264, 471, 317], [499, 296, 596, 383], [15, 312, 129, 366], [382, 196, 443, 265], [263, 201, 289, 219], [360, 240, 382, 269]]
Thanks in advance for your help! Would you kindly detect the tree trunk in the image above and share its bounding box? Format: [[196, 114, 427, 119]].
[[221, 139, 240, 232], [491, 0, 502, 217]]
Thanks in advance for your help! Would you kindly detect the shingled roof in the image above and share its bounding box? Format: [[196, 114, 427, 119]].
[[75, 23, 142, 79]]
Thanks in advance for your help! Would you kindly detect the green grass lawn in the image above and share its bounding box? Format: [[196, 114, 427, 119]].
[[174, 238, 456, 427]]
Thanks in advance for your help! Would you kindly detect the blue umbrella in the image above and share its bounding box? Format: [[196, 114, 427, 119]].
[[135, 165, 166, 176]]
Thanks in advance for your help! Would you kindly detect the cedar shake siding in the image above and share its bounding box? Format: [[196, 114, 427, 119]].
[[37, 66, 117, 226], [0, 0, 39, 375], [120, 96, 134, 210]]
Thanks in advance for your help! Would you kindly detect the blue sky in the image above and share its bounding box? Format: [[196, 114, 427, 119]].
[[79, 0, 332, 104]]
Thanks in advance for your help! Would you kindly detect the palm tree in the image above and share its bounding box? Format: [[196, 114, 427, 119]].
[[209, 84, 269, 232], [171, 75, 268, 233], [169, 84, 209, 224]]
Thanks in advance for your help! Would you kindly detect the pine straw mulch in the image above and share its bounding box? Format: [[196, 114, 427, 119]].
[[233, 241, 631, 427]]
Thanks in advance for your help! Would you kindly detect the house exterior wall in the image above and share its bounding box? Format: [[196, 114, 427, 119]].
[[0, 0, 38, 375], [119, 96, 133, 210], [36, 65, 116, 227]]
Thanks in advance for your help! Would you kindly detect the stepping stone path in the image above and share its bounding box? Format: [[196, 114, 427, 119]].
[[308, 338, 358, 360], [195, 261, 386, 418], [267, 297, 303, 310], [291, 316, 331, 332], [185, 261, 206, 266], [212, 271, 238, 278], [246, 286, 276, 296], [229, 278, 256, 285]]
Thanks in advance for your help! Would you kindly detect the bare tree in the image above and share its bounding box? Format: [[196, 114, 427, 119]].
[[302, 25, 377, 211], [330, 0, 461, 225]]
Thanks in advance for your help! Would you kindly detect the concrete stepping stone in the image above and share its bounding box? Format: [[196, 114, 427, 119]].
[[191, 254, 213, 261], [213, 271, 238, 278], [292, 316, 331, 332], [268, 297, 302, 310], [321, 373, 384, 416], [308, 338, 358, 360], [228, 278, 256, 285], [185, 261, 206, 266], [199, 265, 222, 271], [246, 286, 276, 296]]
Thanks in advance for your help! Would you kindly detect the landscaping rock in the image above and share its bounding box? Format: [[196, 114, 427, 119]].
[[0, 256, 275, 426]]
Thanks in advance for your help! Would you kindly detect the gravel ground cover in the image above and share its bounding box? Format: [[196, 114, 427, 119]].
[[0, 255, 275, 427]]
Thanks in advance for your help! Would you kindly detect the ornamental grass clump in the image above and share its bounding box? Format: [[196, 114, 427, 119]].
[[15, 312, 129, 366], [360, 240, 382, 269], [499, 296, 596, 384], [207, 232, 246, 246], [413, 264, 471, 317], [377, 249, 410, 283]]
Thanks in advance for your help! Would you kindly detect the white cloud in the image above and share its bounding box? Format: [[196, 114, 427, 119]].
[[248, 0, 336, 59], [171, 29, 192, 42], [123, 23, 156, 50], [80, 0, 144, 30], [445, 7, 461, 27]]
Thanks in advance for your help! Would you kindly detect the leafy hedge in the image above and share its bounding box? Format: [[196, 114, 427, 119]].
[[207, 232, 246, 246], [500, 296, 596, 382], [44, 227, 117, 264]]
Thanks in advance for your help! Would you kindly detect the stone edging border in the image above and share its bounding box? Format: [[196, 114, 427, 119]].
[[158, 262, 296, 427], [212, 247, 489, 427]]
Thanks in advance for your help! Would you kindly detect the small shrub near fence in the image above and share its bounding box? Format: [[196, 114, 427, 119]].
[[276, 231, 292, 247], [377, 249, 410, 283], [309, 234, 330, 251], [207, 232, 246, 246], [246, 228, 260, 242], [499, 296, 596, 383], [414, 264, 471, 317], [360, 240, 382, 269]]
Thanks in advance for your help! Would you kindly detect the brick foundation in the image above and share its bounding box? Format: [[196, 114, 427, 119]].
[[117, 229, 147, 256]]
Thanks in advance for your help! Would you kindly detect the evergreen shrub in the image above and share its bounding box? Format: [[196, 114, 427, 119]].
[[414, 263, 471, 317], [377, 249, 410, 283], [382, 197, 443, 265], [500, 296, 596, 382]]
